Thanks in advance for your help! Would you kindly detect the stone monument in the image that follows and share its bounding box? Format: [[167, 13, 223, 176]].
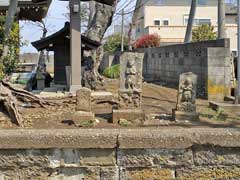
[[112, 52, 145, 124], [173, 72, 199, 121], [72, 88, 95, 126]]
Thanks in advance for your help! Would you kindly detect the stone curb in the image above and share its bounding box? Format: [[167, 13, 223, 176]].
[[0, 128, 239, 149], [0, 129, 119, 149]]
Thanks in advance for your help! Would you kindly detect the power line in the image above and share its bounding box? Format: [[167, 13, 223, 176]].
[[116, 0, 149, 16], [115, 0, 134, 14]]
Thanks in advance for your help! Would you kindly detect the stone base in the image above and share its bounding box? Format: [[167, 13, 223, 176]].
[[112, 109, 144, 124], [70, 85, 82, 94], [224, 96, 235, 103], [209, 101, 240, 114], [173, 110, 199, 121], [72, 111, 95, 126], [91, 91, 114, 114]]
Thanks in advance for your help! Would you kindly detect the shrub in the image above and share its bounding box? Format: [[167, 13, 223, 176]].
[[102, 64, 120, 79], [135, 34, 160, 48], [103, 34, 128, 53], [0, 19, 24, 77], [192, 24, 217, 42]]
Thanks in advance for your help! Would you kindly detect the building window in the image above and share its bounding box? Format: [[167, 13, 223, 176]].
[[163, 20, 169, 26], [184, 17, 211, 26], [154, 20, 160, 26], [195, 19, 211, 25], [197, 0, 206, 6]]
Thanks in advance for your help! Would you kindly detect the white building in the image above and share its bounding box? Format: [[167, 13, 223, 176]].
[[132, 0, 237, 51]]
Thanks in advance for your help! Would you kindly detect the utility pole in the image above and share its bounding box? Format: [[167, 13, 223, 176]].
[[237, 0, 240, 103], [184, 0, 196, 43], [218, 0, 226, 39], [121, 9, 124, 52]]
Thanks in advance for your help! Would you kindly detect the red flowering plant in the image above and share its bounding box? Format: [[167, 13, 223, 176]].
[[134, 34, 161, 49]]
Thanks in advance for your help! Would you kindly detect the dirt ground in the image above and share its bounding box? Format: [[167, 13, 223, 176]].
[[0, 80, 240, 129]]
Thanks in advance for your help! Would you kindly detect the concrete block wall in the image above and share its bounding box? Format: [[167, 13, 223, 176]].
[[136, 39, 232, 101], [0, 129, 240, 179], [99, 52, 121, 72]]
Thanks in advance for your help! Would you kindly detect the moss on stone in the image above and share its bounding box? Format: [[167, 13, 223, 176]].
[[178, 167, 240, 180], [127, 168, 174, 180]]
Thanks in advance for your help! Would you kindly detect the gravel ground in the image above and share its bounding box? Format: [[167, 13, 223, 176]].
[[0, 80, 239, 129]]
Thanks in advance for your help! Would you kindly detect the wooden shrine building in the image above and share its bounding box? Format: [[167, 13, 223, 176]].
[[32, 22, 101, 85]]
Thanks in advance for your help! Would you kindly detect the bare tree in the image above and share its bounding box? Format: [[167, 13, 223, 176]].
[[184, 0, 197, 43]]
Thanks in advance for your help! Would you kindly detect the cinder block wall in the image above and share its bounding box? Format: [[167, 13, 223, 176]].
[[136, 39, 232, 101], [0, 129, 240, 179]]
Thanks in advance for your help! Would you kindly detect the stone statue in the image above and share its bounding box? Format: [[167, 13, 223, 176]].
[[118, 53, 144, 109], [125, 59, 137, 90], [119, 91, 141, 109], [112, 52, 145, 124], [173, 72, 199, 121], [180, 78, 194, 102], [177, 75, 196, 112]]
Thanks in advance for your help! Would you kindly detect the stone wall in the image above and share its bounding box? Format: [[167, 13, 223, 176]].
[[99, 52, 121, 72], [136, 39, 232, 101], [19, 53, 54, 73], [0, 129, 240, 179]]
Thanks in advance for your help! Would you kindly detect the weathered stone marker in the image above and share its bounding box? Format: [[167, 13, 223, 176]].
[[76, 88, 92, 112], [73, 88, 95, 126], [173, 72, 199, 121], [112, 52, 145, 124]]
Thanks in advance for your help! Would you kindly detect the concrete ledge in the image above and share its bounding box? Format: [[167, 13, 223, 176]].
[[0, 129, 119, 149], [209, 101, 240, 113], [0, 128, 239, 149]]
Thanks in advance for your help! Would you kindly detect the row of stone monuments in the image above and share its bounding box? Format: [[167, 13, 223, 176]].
[[72, 52, 199, 125]]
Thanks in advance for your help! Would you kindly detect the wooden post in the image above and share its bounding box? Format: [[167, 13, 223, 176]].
[[69, 0, 82, 93]]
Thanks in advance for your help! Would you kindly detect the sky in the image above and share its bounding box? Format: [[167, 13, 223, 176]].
[[19, 0, 237, 53], [20, 0, 136, 53]]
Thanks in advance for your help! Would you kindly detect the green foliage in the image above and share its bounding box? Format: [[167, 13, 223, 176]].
[[213, 108, 228, 122], [192, 24, 217, 42], [80, 119, 95, 128], [102, 64, 120, 79], [0, 17, 23, 76], [119, 119, 132, 127], [103, 34, 128, 53]]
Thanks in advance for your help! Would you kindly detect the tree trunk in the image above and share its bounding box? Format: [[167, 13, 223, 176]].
[[1, 0, 18, 63], [37, 26, 48, 73], [88, 1, 96, 28], [85, 1, 118, 89], [184, 0, 197, 43], [218, 0, 226, 39]]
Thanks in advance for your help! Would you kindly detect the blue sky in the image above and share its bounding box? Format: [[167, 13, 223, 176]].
[[20, 0, 236, 53], [20, 0, 136, 53]]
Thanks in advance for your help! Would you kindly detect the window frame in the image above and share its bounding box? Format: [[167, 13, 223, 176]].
[[154, 19, 161, 26]]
